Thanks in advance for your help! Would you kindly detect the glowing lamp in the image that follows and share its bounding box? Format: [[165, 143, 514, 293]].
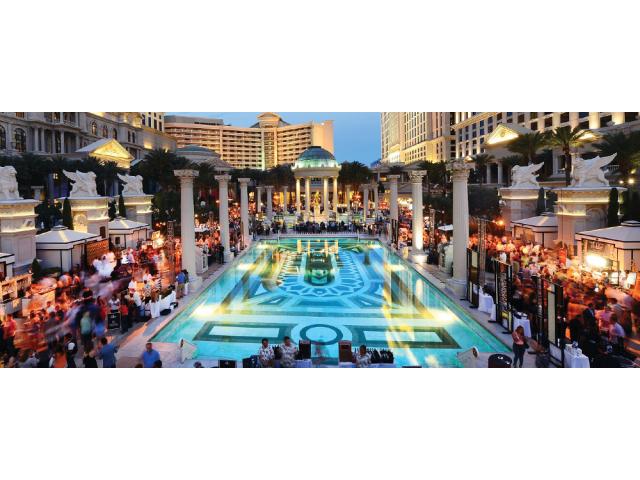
[[586, 254, 607, 269]]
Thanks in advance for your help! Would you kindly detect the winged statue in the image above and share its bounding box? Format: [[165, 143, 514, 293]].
[[510, 162, 544, 189], [63, 170, 99, 197], [571, 154, 617, 187], [0, 166, 22, 200], [117, 173, 145, 196]]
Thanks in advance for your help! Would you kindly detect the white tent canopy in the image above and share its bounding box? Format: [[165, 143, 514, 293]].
[[36, 226, 99, 272], [575, 220, 640, 271], [108, 217, 150, 249]]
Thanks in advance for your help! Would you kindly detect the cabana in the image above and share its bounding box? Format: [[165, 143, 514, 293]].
[[108, 217, 150, 249], [575, 220, 640, 274], [35, 226, 99, 272], [510, 213, 558, 248]]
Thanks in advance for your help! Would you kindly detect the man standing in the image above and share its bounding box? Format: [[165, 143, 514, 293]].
[[176, 269, 186, 299], [279, 336, 298, 368], [258, 338, 274, 367], [99, 337, 118, 368], [141, 342, 161, 368]]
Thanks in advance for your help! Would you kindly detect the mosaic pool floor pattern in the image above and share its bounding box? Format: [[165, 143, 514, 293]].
[[153, 238, 508, 366]]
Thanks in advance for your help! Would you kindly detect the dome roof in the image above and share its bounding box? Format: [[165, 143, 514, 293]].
[[294, 146, 338, 169], [177, 144, 215, 154]]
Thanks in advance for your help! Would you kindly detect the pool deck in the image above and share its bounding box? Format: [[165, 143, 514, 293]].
[[113, 235, 538, 367]]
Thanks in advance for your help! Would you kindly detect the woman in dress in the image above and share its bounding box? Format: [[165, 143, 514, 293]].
[[512, 325, 527, 368]]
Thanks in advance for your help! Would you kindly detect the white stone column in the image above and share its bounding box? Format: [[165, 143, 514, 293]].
[[362, 186, 369, 220], [486, 164, 492, 184], [388, 175, 400, 222], [333, 177, 338, 213], [323, 177, 329, 213], [497, 163, 503, 185], [265, 185, 273, 220], [295, 178, 301, 215], [346, 185, 352, 213], [239, 178, 250, 247], [283, 186, 288, 212], [174, 169, 201, 290], [372, 182, 379, 220], [255, 186, 263, 214], [410, 171, 426, 254], [60, 130, 65, 154], [446, 160, 472, 298], [305, 177, 311, 217], [216, 174, 233, 263]]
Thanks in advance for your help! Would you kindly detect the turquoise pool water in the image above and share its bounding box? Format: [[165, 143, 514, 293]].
[[153, 238, 508, 367]]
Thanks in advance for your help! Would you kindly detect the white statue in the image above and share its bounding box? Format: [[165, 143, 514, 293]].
[[63, 170, 99, 197], [510, 163, 544, 189], [570, 154, 616, 187], [117, 173, 145, 196], [0, 166, 22, 200]]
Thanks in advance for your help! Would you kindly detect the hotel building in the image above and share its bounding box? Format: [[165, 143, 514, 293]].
[[165, 112, 334, 170], [380, 112, 456, 164]]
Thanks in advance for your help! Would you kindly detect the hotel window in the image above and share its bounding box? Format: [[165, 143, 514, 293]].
[[15, 112, 25, 118], [0, 125, 5, 149], [530, 121, 538, 131], [497, 113, 502, 121], [600, 114, 612, 126], [488, 117, 493, 124], [507, 112, 513, 117], [102, 126, 108, 137], [517, 114, 525, 123], [544, 117, 553, 128], [579, 120, 589, 130], [480, 120, 485, 127], [560, 112, 570, 123], [488, 125, 493, 133], [579, 112, 589, 118], [112, 128, 118, 139], [530, 112, 538, 119], [480, 128, 484, 135], [91, 122, 97, 135], [624, 112, 638, 122], [14, 128, 26, 152]]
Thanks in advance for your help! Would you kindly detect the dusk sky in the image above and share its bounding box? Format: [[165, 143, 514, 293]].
[[169, 112, 381, 165]]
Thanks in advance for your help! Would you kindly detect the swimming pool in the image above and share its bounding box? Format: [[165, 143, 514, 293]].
[[153, 238, 508, 366]]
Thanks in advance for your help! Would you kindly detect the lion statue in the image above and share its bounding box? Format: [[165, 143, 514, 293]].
[[571, 154, 616, 187], [0, 166, 22, 200], [117, 173, 145, 196], [63, 170, 99, 197], [510, 162, 544, 189]]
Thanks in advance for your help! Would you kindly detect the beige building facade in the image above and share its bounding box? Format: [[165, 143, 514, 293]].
[[0, 112, 176, 163], [380, 112, 456, 164], [165, 112, 334, 170]]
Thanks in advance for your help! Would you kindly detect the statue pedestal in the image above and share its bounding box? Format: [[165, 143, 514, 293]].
[[553, 187, 624, 253], [123, 194, 153, 226], [64, 196, 110, 239], [0, 199, 38, 272], [499, 187, 539, 231]]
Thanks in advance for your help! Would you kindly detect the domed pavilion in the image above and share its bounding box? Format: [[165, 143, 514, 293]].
[[291, 146, 341, 219]]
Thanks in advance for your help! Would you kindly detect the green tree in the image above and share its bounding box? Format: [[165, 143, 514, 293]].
[[507, 132, 550, 165], [31, 258, 42, 279], [536, 187, 546, 215], [548, 126, 592, 186], [621, 189, 631, 221], [62, 197, 73, 230], [118, 193, 127, 218], [594, 131, 640, 182], [629, 191, 640, 221], [607, 188, 620, 227], [108, 200, 117, 220]]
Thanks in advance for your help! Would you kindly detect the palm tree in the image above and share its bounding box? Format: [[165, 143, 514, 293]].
[[594, 131, 640, 182], [472, 154, 495, 186], [507, 132, 550, 165], [131, 149, 191, 192], [548, 126, 591, 186]]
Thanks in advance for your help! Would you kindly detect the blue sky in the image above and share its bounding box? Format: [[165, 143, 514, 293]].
[[169, 112, 381, 165]]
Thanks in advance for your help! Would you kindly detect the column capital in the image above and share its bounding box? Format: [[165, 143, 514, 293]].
[[215, 174, 232, 183], [174, 169, 199, 185], [238, 177, 251, 185], [265, 185, 273, 190], [409, 170, 427, 183], [387, 174, 400, 182], [447, 157, 475, 173], [174, 169, 199, 179]]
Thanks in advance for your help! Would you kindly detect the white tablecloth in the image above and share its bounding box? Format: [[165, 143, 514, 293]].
[[513, 315, 532, 338], [478, 293, 495, 314], [564, 345, 590, 368]]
